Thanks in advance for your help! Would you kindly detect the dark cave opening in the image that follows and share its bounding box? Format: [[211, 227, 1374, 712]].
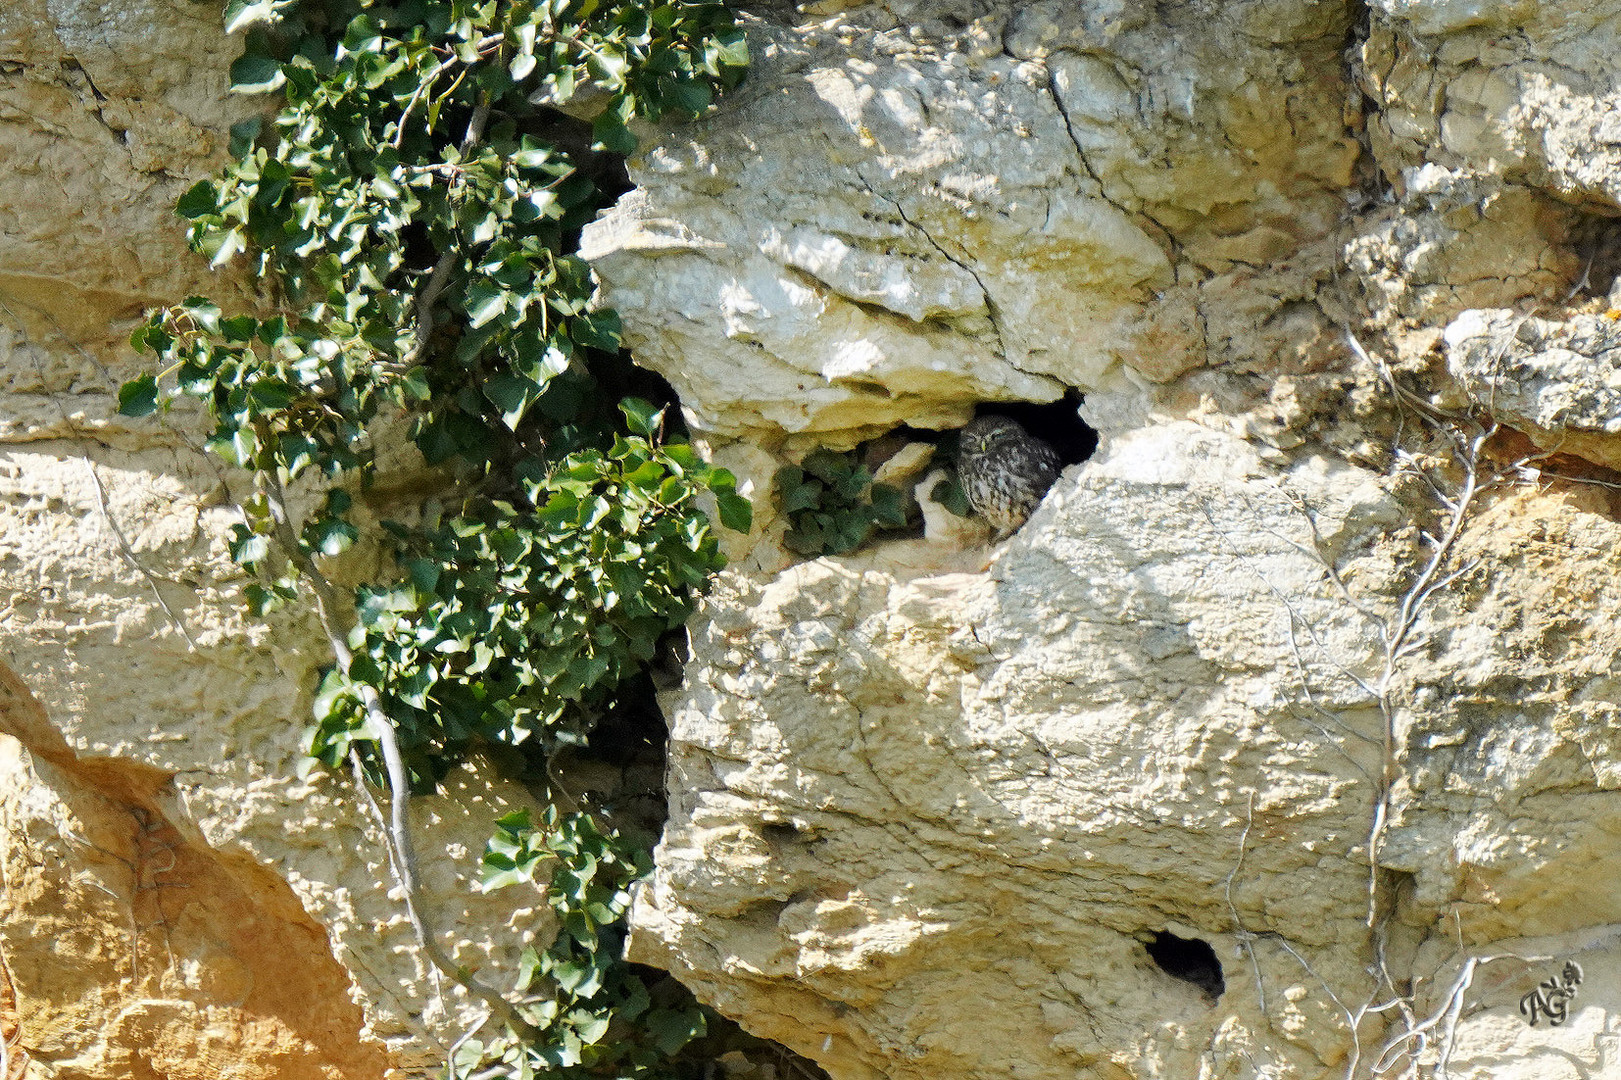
[[1145, 930, 1225, 1002], [1565, 210, 1621, 300], [973, 389, 1098, 467]]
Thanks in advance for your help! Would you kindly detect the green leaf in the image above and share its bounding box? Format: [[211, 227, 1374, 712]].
[[618, 397, 661, 437], [484, 374, 537, 430], [227, 117, 262, 157], [932, 476, 974, 518], [716, 492, 752, 533], [664, 78, 713, 115], [229, 52, 286, 94], [400, 367, 432, 402], [175, 181, 219, 220], [870, 483, 908, 528], [206, 227, 248, 268], [644, 1007, 706, 1056], [463, 281, 509, 328], [591, 110, 637, 154], [250, 380, 294, 409], [572, 311, 621, 351], [117, 375, 159, 417], [712, 27, 750, 68], [305, 516, 358, 557]]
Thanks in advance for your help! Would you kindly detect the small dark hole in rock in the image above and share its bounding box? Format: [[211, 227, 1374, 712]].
[[1566, 210, 1621, 299], [1146, 930, 1224, 1001], [761, 822, 803, 845], [973, 389, 1098, 467]]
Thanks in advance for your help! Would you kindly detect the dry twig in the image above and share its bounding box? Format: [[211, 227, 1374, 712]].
[[254, 457, 537, 1040]]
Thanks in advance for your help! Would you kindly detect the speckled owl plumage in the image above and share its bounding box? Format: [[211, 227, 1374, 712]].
[[955, 416, 1062, 536]]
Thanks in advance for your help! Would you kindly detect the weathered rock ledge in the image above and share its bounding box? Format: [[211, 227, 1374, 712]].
[[5, 0, 1621, 1078]]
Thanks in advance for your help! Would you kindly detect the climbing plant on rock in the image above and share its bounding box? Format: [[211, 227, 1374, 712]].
[[120, 0, 749, 1074]]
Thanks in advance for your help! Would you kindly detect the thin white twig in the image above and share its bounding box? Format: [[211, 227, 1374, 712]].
[[255, 454, 537, 1039], [444, 1005, 495, 1079], [1224, 791, 1268, 1013], [0, 292, 197, 649], [1367, 955, 1528, 1077]]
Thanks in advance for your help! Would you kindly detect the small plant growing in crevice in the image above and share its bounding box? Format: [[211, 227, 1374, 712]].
[[774, 448, 911, 555], [922, 430, 974, 519]]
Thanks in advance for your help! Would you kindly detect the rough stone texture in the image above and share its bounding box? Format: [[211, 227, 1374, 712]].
[[0, 6, 550, 1078], [639, 414, 1621, 1080], [0, 668, 388, 1080], [582, 0, 1360, 446], [605, 3, 1621, 1080], [9, 0, 1621, 1079], [1445, 307, 1621, 468], [1363, 0, 1621, 209], [634, 423, 1395, 1080]]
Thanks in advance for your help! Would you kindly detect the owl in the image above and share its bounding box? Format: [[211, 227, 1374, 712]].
[[956, 416, 1062, 536]]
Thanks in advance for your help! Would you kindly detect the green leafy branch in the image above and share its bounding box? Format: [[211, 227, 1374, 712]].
[[467, 808, 708, 1077], [118, 0, 750, 1073]]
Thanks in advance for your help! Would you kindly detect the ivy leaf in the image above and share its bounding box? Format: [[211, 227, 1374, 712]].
[[484, 373, 537, 430], [117, 375, 159, 417], [175, 181, 219, 220], [932, 476, 974, 518], [711, 28, 750, 68], [572, 310, 621, 351], [463, 281, 509, 328], [644, 1007, 706, 1055], [618, 397, 661, 437], [305, 516, 358, 557], [205, 227, 248, 268], [229, 52, 286, 94], [591, 110, 637, 154]]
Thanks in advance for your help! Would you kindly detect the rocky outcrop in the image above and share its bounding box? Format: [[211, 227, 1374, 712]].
[[1445, 308, 1621, 468], [6, 0, 1621, 1079], [633, 423, 1396, 1079], [581, 0, 1361, 447], [589, 2, 1621, 1079], [0, 5, 545, 1077]]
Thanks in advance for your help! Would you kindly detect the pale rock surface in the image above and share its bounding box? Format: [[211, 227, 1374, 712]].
[[1364, 0, 1621, 209], [1444, 307, 1621, 467], [582, 0, 1359, 445], [6, 0, 1621, 1079], [617, 3, 1621, 1080], [635, 422, 1397, 1080], [0, 5, 550, 1078]]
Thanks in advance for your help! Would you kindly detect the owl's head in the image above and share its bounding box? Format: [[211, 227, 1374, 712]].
[[958, 416, 1027, 456]]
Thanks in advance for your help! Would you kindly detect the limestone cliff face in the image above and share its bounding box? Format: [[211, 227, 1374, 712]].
[[589, 2, 1621, 1079], [4, 1, 1621, 1079], [0, 6, 543, 1077]]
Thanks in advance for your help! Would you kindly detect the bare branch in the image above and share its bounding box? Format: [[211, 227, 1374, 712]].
[[1223, 791, 1268, 1013], [253, 452, 538, 1040], [399, 95, 494, 369]]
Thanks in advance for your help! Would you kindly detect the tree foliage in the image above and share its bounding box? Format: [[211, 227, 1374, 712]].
[[120, 0, 749, 1074]]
